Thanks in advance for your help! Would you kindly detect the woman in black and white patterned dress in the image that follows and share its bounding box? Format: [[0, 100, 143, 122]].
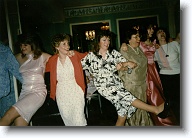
[[81, 30, 169, 126]]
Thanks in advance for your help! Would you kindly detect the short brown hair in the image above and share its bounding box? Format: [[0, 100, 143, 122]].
[[51, 33, 71, 54]]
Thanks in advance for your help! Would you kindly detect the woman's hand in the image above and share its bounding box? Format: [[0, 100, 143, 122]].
[[120, 43, 128, 52], [154, 44, 160, 49], [67, 50, 75, 57], [116, 62, 123, 70], [117, 61, 137, 71], [127, 61, 137, 69]]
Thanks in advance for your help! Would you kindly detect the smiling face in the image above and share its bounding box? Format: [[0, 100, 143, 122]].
[[99, 36, 110, 51], [20, 43, 33, 55], [51, 34, 71, 54], [129, 33, 140, 48], [56, 39, 70, 55]]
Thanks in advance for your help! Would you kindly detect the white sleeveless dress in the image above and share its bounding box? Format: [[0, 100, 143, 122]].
[[56, 56, 87, 126], [13, 54, 47, 123]]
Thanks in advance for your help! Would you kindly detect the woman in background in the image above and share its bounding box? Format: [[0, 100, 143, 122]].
[[140, 24, 178, 125], [120, 25, 178, 125], [154, 27, 180, 124], [119, 28, 153, 126], [140, 24, 177, 126]]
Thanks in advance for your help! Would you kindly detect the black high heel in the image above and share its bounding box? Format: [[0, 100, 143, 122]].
[[157, 100, 171, 119]]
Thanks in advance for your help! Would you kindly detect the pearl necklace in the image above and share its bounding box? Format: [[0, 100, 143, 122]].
[[127, 44, 139, 55]]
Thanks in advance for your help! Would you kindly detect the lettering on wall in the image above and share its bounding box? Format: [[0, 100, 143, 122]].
[[64, 0, 165, 18]]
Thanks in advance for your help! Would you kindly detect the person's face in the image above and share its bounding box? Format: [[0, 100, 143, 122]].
[[20, 44, 33, 55], [147, 27, 154, 37], [57, 39, 70, 55], [129, 33, 140, 47], [99, 36, 110, 50], [156, 29, 166, 41]]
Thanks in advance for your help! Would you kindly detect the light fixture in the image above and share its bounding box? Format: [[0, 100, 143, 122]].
[[85, 30, 95, 40], [101, 22, 110, 30], [101, 25, 110, 30]]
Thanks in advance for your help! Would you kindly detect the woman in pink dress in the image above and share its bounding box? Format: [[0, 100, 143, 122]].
[[0, 33, 51, 126], [139, 24, 178, 125]]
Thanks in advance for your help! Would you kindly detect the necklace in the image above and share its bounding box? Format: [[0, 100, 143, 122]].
[[127, 44, 139, 55]]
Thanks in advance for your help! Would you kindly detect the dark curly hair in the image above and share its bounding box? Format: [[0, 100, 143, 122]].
[[154, 27, 170, 44], [124, 28, 139, 44], [92, 30, 113, 56], [140, 24, 157, 42]]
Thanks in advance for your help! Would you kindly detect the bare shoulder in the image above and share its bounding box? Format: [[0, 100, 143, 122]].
[[42, 52, 51, 58], [15, 53, 23, 65], [15, 53, 21, 60], [42, 52, 52, 63]]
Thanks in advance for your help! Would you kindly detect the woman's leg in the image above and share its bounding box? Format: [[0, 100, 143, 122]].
[[115, 99, 164, 126], [0, 107, 20, 126], [116, 115, 127, 126], [14, 116, 28, 126], [131, 99, 164, 115]]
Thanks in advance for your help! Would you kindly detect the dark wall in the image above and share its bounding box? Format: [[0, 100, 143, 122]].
[[0, 0, 8, 44], [17, 0, 179, 54], [38, 7, 169, 53]]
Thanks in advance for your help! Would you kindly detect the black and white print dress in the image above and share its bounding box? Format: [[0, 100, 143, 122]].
[[81, 49, 137, 118]]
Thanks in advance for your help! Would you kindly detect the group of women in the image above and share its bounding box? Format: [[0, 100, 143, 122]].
[[0, 24, 180, 126], [119, 25, 180, 126]]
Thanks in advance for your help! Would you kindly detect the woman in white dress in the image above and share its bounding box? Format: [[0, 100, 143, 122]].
[[0, 33, 51, 126], [45, 33, 87, 126]]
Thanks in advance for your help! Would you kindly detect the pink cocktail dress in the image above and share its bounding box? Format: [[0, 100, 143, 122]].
[[140, 42, 178, 125], [13, 54, 47, 123]]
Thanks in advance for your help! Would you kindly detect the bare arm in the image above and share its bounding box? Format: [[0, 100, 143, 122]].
[[117, 61, 137, 71], [42, 52, 52, 64]]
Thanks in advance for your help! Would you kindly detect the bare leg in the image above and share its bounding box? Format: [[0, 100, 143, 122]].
[[0, 107, 20, 126], [115, 99, 164, 126], [14, 117, 28, 126], [116, 115, 127, 126], [131, 99, 164, 115]]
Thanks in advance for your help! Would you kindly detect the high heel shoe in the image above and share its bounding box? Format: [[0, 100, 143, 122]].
[[157, 100, 171, 119]]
